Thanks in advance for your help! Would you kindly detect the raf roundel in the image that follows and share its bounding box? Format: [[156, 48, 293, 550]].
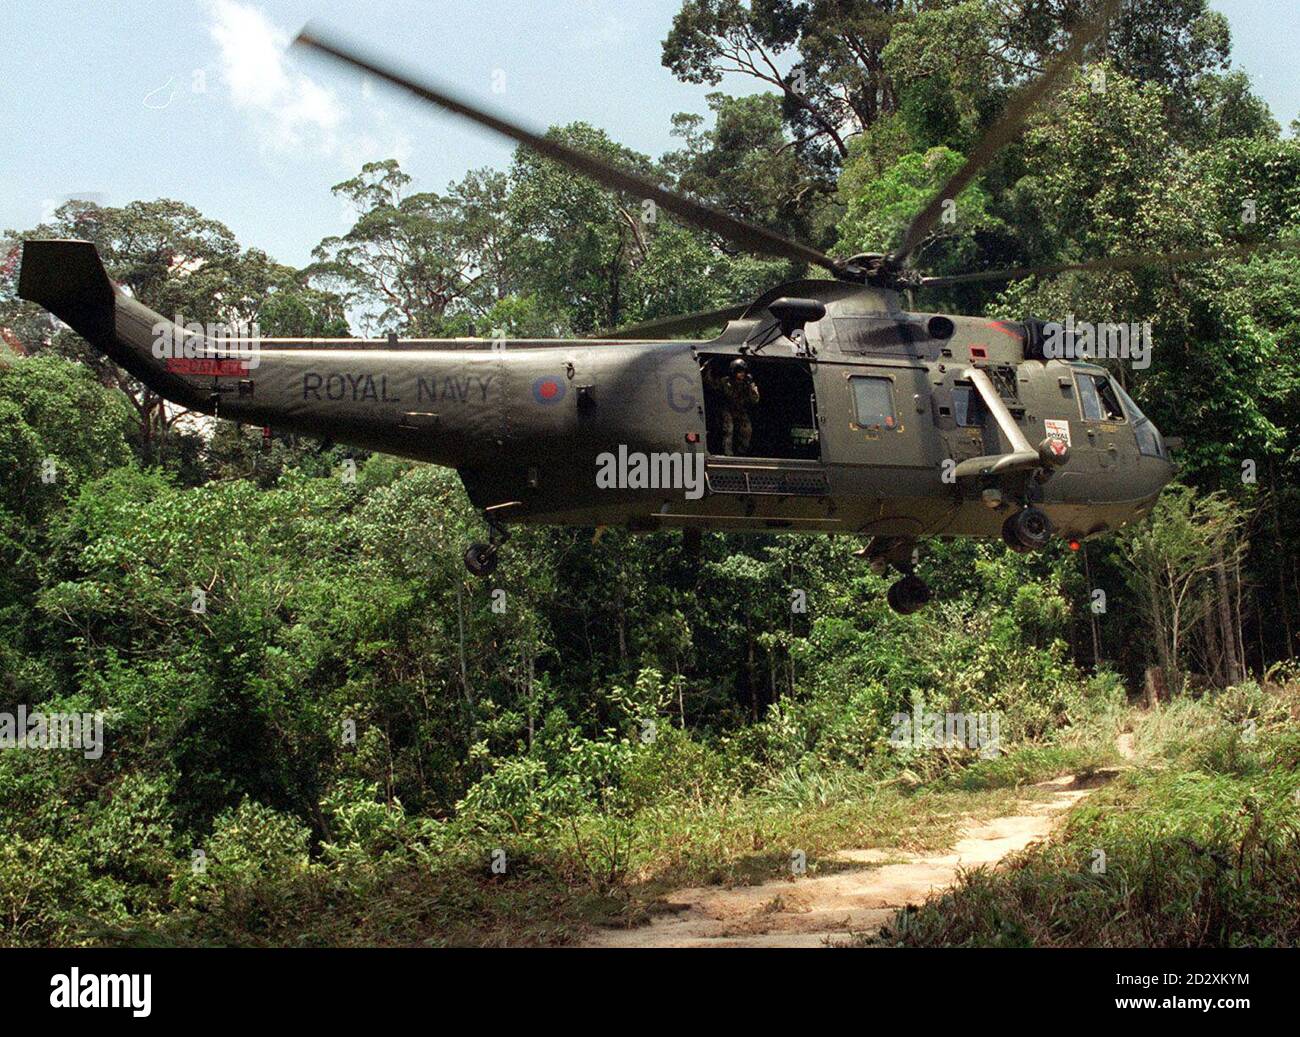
[[532, 376, 567, 404]]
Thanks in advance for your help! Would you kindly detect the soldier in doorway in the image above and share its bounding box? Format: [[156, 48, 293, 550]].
[[705, 357, 760, 456]]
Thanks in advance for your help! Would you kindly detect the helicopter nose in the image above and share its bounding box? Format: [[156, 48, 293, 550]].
[[1131, 418, 1174, 498], [1153, 455, 1175, 493], [1120, 454, 1172, 531], [1155, 426, 1175, 487], [1140, 447, 1175, 500]]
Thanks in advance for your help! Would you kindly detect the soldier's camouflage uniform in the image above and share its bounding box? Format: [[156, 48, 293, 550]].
[[705, 368, 760, 456]]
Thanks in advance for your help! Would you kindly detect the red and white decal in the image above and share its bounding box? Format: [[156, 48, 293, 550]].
[[165, 358, 248, 377], [1044, 418, 1071, 448]]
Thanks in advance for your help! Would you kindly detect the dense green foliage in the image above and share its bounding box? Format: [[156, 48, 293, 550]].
[[2, 0, 1298, 946], [0, 406, 1120, 943]]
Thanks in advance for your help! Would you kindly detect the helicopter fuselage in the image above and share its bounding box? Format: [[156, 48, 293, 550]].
[[19, 241, 1172, 546]]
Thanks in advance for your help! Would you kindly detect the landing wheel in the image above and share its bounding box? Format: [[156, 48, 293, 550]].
[[464, 542, 499, 577], [887, 574, 932, 615], [1002, 507, 1052, 553]]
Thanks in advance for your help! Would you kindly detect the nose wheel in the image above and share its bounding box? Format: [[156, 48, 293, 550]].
[[1001, 506, 1053, 553], [464, 520, 509, 577], [463, 542, 498, 577]]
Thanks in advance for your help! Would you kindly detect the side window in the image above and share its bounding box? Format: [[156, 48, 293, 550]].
[[952, 384, 987, 427], [1076, 373, 1102, 421], [1094, 376, 1125, 421], [850, 376, 895, 429], [1135, 420, 1162, 458], [1075, 373, 1125, 422]]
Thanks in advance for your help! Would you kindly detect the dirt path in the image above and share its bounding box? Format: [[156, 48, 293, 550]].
[[586, 772, 1108, 948]]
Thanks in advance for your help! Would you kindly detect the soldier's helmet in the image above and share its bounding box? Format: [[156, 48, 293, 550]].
[[729, 358, 749, 376]]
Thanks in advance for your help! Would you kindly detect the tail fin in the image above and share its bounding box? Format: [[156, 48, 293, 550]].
[[18, 239, 208, 410], [17, 240, 115, 343]]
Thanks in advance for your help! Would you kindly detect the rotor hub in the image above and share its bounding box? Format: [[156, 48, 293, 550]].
[[836, 253, 922, 291]]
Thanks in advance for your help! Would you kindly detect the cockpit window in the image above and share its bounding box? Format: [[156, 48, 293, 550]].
[[1134, 419, 1163, 458], [1075, 372, 1125, 422], [1111, 380, 1145, 422], [1076, 374, 1101, 421], [1112, 381, 1165, 458]]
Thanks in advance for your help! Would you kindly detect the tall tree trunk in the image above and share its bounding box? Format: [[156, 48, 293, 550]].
[[1214, 543, 1241, 685], [1204, 596, 1223, 687], [1144, 666, 1167, 709], [1147, 564, 1174, 688]]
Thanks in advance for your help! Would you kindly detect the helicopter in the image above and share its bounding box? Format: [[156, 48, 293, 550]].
[[16, 4, 1287, 612]]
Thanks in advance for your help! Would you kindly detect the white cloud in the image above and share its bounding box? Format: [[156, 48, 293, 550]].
[[574, 14, 629, 51], [203, 0, 407, 166]]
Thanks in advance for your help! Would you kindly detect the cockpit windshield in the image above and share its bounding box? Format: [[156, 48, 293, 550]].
[[1112, 381, 1165, 458], [1111, 380, 1146, 422]]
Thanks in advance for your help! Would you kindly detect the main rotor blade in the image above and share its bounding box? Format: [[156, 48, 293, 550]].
[[918, 237, 1300, 288], [295, 26, 839, 275], [590, 303, 751, 340], [890, 0, 1122, 265]]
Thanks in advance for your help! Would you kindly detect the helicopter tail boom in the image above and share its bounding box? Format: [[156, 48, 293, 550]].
[[17, 239, 501, 468]]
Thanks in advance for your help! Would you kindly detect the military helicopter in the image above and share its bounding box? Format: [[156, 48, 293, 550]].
[[16, 5, 1286, 612]]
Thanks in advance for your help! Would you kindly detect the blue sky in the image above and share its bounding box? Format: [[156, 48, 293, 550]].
[[1, 0, 1294, 269]]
